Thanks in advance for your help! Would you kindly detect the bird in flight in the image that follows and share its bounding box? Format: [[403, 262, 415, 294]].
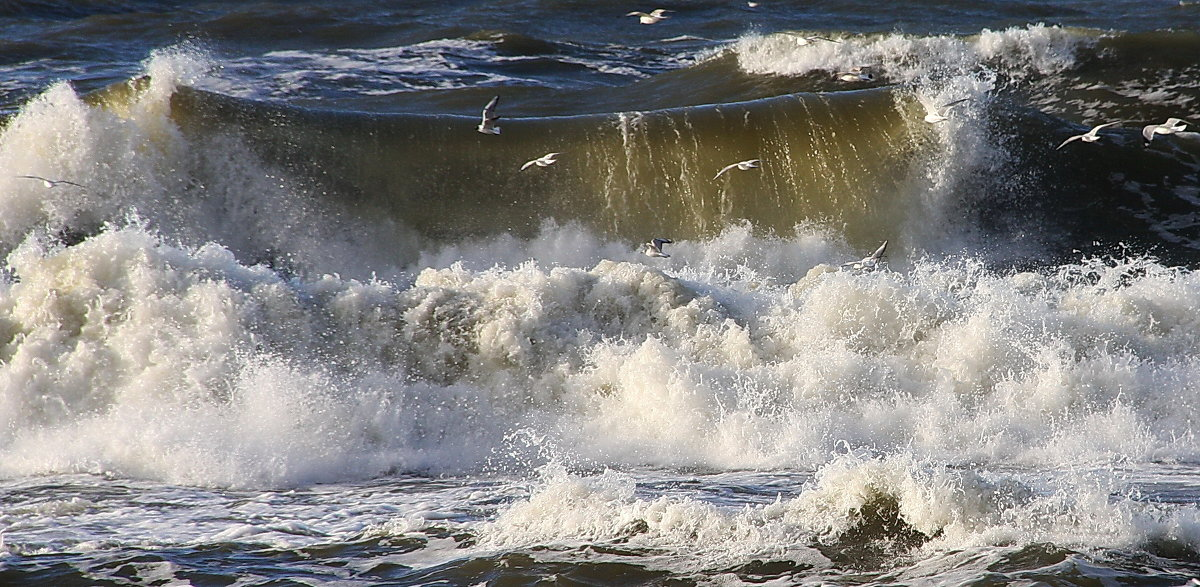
[[627, 9, 671, 24], [477, 96, 501, 135], [521, 152, 559, 170], [923, 98, 971, 124], [835, 66, 874, 82], [792, 34, 840, 45], [842, 241, 888, 272], [1142, 117, 1189, 144], [643, 237, 673, 258], [16, 175, 88, 189], [1056, 121, 1121, 150], [713, 159, 760, 180]]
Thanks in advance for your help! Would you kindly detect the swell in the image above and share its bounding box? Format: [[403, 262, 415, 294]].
[[162, 85, 1200, 266], [164, 84, 921, 249]]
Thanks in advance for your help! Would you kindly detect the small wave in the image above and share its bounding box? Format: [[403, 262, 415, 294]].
[[730, 24, 1090, 84], [478, 457, 1200, 571]]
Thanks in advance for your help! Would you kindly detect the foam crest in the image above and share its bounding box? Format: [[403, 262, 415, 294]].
[[0, 225, 507, 487], [788, 455, 1200, 555], [732, 24, 1089, 83], [0, 46, 414, 279], [3, 216, 1200, 487], [479, 456, 1200, 566], [479, 464, 830, 571]]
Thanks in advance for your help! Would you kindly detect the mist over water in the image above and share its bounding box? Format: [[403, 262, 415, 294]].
[[3, 2, 1200, 585]]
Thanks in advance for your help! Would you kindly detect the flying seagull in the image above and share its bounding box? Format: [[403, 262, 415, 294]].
[[1056, 121, 1121, 150], [521, 152, 559, 170], [627, 9, 671, 24], [1142, 117, 1189, 144], [644, 237, 673, 258], [793, 34, 840, 45], [16, 175, 87, 189], [923, 98, 971, 123], [835, 66, 874, 82], [713, 159, 760, 180], [842, 241, 888, 272], [477, 96, 501, 135]]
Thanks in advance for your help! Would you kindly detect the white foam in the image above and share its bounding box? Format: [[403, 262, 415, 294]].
[[731, 24, 1090, 83], [0, 45, 420, 279], [2, 219, 1200, 488], [477, 456, 1200, 569]]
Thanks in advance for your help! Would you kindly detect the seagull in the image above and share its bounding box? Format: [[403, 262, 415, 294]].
[[477, 96, 501, 135], [793, 34, 840, 45], [841, 241, 888, 272], [643, 237, 673, 258], [713, 159, 760, 179], [521, 152, 559, 170], [923, 98, 971, 123], [627, 9, 671, 24], [1056, 121, 1121, 150], [16, 175, 87, 189], [835, 66, 874, 82], [1142, 117, 1189, 144]]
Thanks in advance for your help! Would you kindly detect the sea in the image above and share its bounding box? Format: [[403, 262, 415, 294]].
[[2, 1, 1200, 585]]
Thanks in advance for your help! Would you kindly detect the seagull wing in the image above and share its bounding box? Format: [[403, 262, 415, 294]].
[[521, 159, 537, 170], [940, 97, 971, 110], [743, 159, 761, 168], [868, 240, 887, 261], [713, 162, 738, 179], [16, 175, 50, 182], [1085, 121, 1121, 137], [481, 96, 499, 123], [1056, 134, 1083, 150], [653, 238, 673, 247]]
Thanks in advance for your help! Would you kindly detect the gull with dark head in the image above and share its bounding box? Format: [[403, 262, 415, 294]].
[[644, 237, 673, 258], [713, 158, 760, 180], [521, 152, 559, 170], [923, 98, 971, 124], [16, 175, 88, 189], [477, 96, 501, 135], [1056, 121, 1121, 150], [1142, 117, 1189, 144], [627, 9, 671, 24], [841, 240, 888, 272]]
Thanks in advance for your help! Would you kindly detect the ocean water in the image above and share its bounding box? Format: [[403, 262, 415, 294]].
[[2, 1, 1200, 585]]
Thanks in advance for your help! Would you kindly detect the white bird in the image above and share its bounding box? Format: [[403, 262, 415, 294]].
[[713, 159, 760, 180], [520, 152, 559, 170], [923, 98, 971, 124], [627, 9, 671, 24], [746, 1, 759, 8], [841, 240, 888, 272], [644, 237, 673, 258], [1056, 121, 1121, 150], [477, 96, 501, 135], [835, 66, 874, 82], [1142, 117, 1189, 144], [793, 34, 840, 45], [16, 175, 87, 189]]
